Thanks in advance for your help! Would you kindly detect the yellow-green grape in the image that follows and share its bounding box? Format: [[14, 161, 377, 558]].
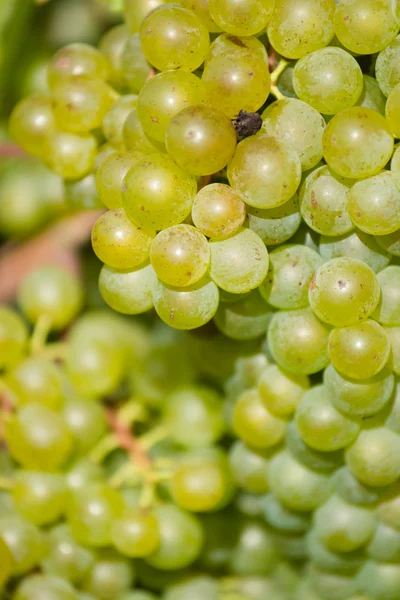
[[98, 25, 130, 89], [99, 263, 156, 315], [96, 152, 143, 210], [202, 49, 270, 118], [152, 275, 219, 330], [346, 425, 400, 487], [180, 0, 220, 32], [214, 289, 273, 340], [247, 194, 302, 246], [65, 173, 102, 211], [323, 107, 394, 179], [368, 521, 400, 562], [123, 109, 161, 155], [378, 483, 400, 529], [261, 99, 325, 171], [44, 131, 97, 180], [47, 43, 110, 88], [307, 530, 365, 574], [356, 75, 386, 115], [233, 388, 287, 449], [309, 567, 360, 600], [7, 357, 63, 410], [258, 364, 310, 417], [0, 307, 28, 371], [14, 575, 78, 600], [92, 208, 155, 270], [260, 244, 323, 310], [208, 0, 274, 35], [63, 397, 107, 458], [386, 327, 400, 374], [102, 95, 137, 148], [229, 441, 272, 494], [121, 34, 152, 93], [82, 550, 135, 600], [124, 0, 168, 33], [140, 5, 210, 72], [0, 537, 13, 587], [293, 47, 363, 115], [309, 257, 381, 327], [111, 509, 160, 558], [9, 95, 56, 157], [263, 493, 310, 534], [334, 465, 384, 506], [329, 320, 390, 379], [12, 471, 67, 526], [227, 135, 302, 209], [267, 0, 335, 59], [386, 82, 400, 137], [384, 381, 400, 433], [375, 229, 400, 257], [334, 0, 399, 55], [347, 172, 400, 236], [268, 308, 330, 375], [0, 515, 44, 576], [392, 144, 400, 188], [357, 560, 400, 600], [230, 521, 279, 576], [375, 35, 400, 96], [209, 228, 269, 294], [295, 385, 361, 452], [206, 32, 268, 64], [324, 363, 395, 417], [314, 494, 377, 553], [192, 183, 246, 240], [122, 153, 197, 230], [374, 266, 400, 325], [320, 230, 391, 274], [166, 104, 237, 176], [269, 451, 333, 512], [95, 143, 117, 170]]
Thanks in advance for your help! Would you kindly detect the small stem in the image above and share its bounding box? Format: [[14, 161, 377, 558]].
[[270, 58, 289, 86], [108, 462, 142, 488], [117, 399, 148, 427], [30, 314, 52, 355], [270, 84, 285, 100], [106, 407, 152, 470], [39, 342, 68, 362], [139, 478, 156, 509], [139, 425, 170, 451], [89, 434, 119, 464]]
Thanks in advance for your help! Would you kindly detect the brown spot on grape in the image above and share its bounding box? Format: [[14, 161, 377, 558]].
[[311, 191, 318, 208]]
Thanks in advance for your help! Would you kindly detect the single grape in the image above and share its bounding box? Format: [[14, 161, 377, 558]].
[[121, 33, 152, 93], [320, 229, 391, 274], [42, 524, 95, 584], [247, 194, 302, 246], [368, 521, 400, 562], [99, 263, 156, 315], [63, 396, 107, 458], [308, 566, 360, 600], [83, 551, 135, 600], [66, 459, 105, 492], [13, 574, 78, 600], [95, 152, 143, 210], [12, 471, 67, 526], [102, 95, 138, 148], [206, 32, 268, 64], [258, 363, 309, 417], [111, 509, 160, 558], [373, 266, 400, 325], [65, 173, 102, 211], [214, 289, 273, 340], [356, 74, 387, 114], [180, 0, 220, 32], [230, 520, 278, 576], [376, 34, 400, 96], [123, 109, 161, 155], [263, 493, 310, 534], [333, 465, 384, 506], [9, 95, 56, 157], [0, 515, 44, 575], [208, 0, 274, 35], [47, 43, 109, 88], [7, 357, 64, 410], [229, 441, 272, 494], [98, 25, 130, 88], [124, 0, 168, 32], [163, 576, 218, 600], [357, 560, 400, 600], [307, 531, 364, 574], [192, 183, 246, 240], [0, 307, 28, 371], [44, 130, 97, 180]]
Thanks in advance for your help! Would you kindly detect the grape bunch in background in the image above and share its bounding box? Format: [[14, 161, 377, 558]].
[[2, 0, 400, 598]]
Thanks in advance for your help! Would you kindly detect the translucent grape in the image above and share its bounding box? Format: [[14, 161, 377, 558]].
[[208, 0, 274, 35], [357, 560, 400, 600], [111, 509, 160, 558], [63, 396, 107, 458], [320, 229, 391, 274], [374, 266, 400, 325], [65, 173, 102, 211], [258, 364, 309, 417], [9, 96, 56, 157], [386, 327, 400, 375], [13, 574, 77, 600], [98, 25, 130, 88], [289, 419, 343, 472], [206, 32, 268, 64], [375, 35, 400, 96], [227, 135, 302, 209], [378, 482, 400, 529], [140, 5, 210, 72], [42, 524, 95, 584], [247, 194, 302, 246], [386, 82, 400, 137], [180, 0, 220, 32], [47, 43, 109, 88], [95, 152, 143, 210], [368, 521, 400, 562], [12, 471, 66, 526], [0, 515, 43, 575], [376, 229, 400, 257], [356, 74, 387, 114], [307, 531, 365, 574], [165, 104, 237, 176], [7, 357, 63, 410], [121, 34, 151, 93], [44, 131, 97, 180], [123, 109, 162, 155], [214, 290, 273, 340], [192, 183, 246, 240], [233, 388, 287, 449], [0, 307, 28, 371], [263, 494, 310, 534], [124, 0, 168, 33], [66, 459, 104, 492], [229, 441, 272, 494], [99, 263, 156, 315], [334, 465, 384, 506], [102, 95, 138, 148], [83, 551, 135, 600], [308, 566, 359, 600]]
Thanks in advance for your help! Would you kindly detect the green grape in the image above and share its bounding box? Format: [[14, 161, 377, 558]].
[[329, 320, 390, 379], [98, 25, 130, 89], [357, 560, 400, 600], [164, 385, 225, 448], [348, 172, 400, 236], [376, 35, 400, 96], [247, 194, 302, 246], [214, 290, 273, 340], [299, 165, 354, 236], [138, 71, 206, 143], [0, 515, 43, 575], [42, 524, 95, 584], [374, 266, 400, 325], [320, 229, 391, 274], [111, 509, 160, 558], [227, 135, 302, 209], [0, 307, 28, 371], [259, 244, 323, 310], [230, 520, 278, 576], [268, 308, 330, 375], [269, 450, 333, 512], [102, 95, 138, 148], [180, 0, 220, 32], [66, 459, 104, 491], [308, 566, 360, 600], [0, 537, 13, 588], [65, 173, 102, 210], [322, 107, 394, 179], [309, 257, 381, 327], [206, 32, 268, 64], [119, 593, 157, 600], [45, 130, 97, 180], [122, 153, 197, 230], [7, 357, 63, 410], [229, 441, 272, 494], [208, 0, 274, 35], [140, 5, 210, 72], [83, 551, 135, 600], [153, 275, 219, 330], [267, 0, 335, 59], [202, 49, 270, 118], [263, 493, 310, 533], [121, 34, 151, 93], [378, 482, 400, 529], [63, 396, 106, 457], [145, 504, 203, 570], [258, 364, 309, 417], [233, 388, 288, 449], [334, 0, 399, 54], [261, 99, 325, 171], [356, 74, 387, 114], [99, 263, 156, 315], [293, 47, 363, 115], [392, 144, 400, 187], [92, 208, 155, 270], [9, 95, 56, 157], [192, 183, 246, 240], [296, 385, 361, 452], [5, 404, 72, 471], [124, 0, 168, 33], [17, 266, 83, 330], [209, 228, 268, 294], [386, 327, 400, 375], [375, 229, 400, 257], [324, 363, 395, 417], [368, 521, 400, 562], [150, 224, 210, 287], [13, 574, 78, 600], [47, 43, 110, 88], [95, 142, 117, 170], [346, 425, 400, 487], [123, 109, 161, 155], [307, 531, 365, 574], [165, 104, 237, 176], [12, 471, 66, 526], [163, 576, 218, 600], [334, 465, 384, 506], [96, 151, 143, 210]]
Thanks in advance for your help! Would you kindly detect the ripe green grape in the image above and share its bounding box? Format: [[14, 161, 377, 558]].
[[95, 152, 143, 210], [63, 396, 107, 458], [375, 229, 400, 257], [66, 459, 105, 492], [7, 356, 63, 410], [83, 551, 135, 600], [268, 308, 330, 375], [150, 224, 210, 287], [357, 560, 400, 600], [92, 208, 155, 270], [214, 289, 273, 340], [165, 104, 237, 176], [140, 5, 210, 72], [44, 130, 97, 180], [367, 521, 400, 562], [122, 153, 197, 230], [261, 99, 325, 171], [227, 135, 302, 209], [386, 327, 400, 375], [209, 228, 268, 294], [123, 109, 161, 155], [260, 244, 323, 310], [333, 465, 384, 506], [263, 493, 310, 533], [293, 47, 363, 115], [124, 0, 168, 32], [206, 32, 268, 64], [0, 307, 28, 371], [42, 524, 95, 584], [138, 71, 206, 143], [98, 25, 130, 88], [320, 229, 391, 274], [102, 95, 137, 148], [229, 441, 272, 494], [121, 34, 152, 93], [307, 531, 365, 574], [266, 0, 335, 59], [152, 275, 219, 330], [258, 364, 309, 417], [12, 471, 66, 526], [386, 82, 400, 136], [322, 107, 394, 179], [99, 263, 156, 315], [334, 0, 399, 54], [0, 515, 44, 575], [180, 0, 220, 32], [9, 95, 56, 157], [376, 35, 400, 96], [65, 173, 102, 211], [374, 266, 400, 325], [308, 566, 359, 600], [202, 49, 270, 118], [356, 74, 387, 114], [208, 0, 274, 35], [111, 509, 160, 558], [13, 574, 77, 600], [192, 183, 246, 240], [0, 537, 13, 588], [247, 194, 302, 246], [378, 482, 400, 529], [47, 43, 109, 88]]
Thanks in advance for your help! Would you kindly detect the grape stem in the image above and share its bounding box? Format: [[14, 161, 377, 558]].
[[30, 314, 52, 355], [270, 58, 289, 101], [106, 407, 152, 470]]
